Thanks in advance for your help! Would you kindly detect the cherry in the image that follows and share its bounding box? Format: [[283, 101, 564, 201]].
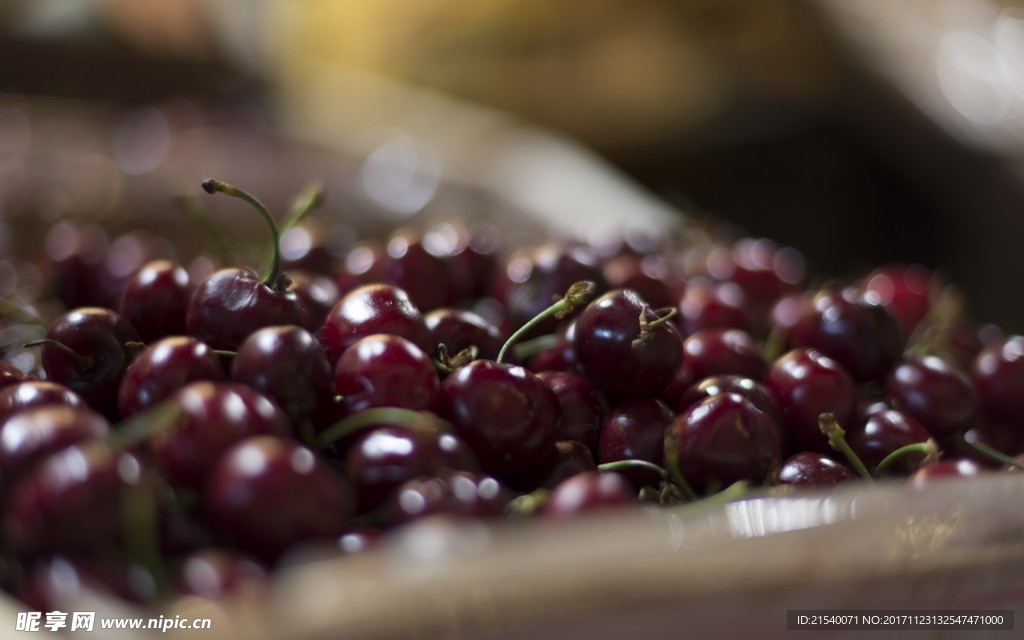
[[97, 231, 177, 309], [885, 355, 977, 438], [440, 359, 559, 477], [204, 435, 355, 561], [765, 348, 856, 452], [34, 308, 142, 417], [333, 334, 440, 415], [542, 471, 634, 519], [665, 394, 783, 495], [425, 308, 506, 363], [861, 264, 934, 338], [118, 337, 226, 418], [151, 382, 292, 488], [525, 333, 578, 373], [231, 326, 334, 433], [280, 219, 354, 275], [422, 219, 500, 302], [536, 370, 608, 454], [21, 555, 157, 611], [118, 260, 191, 342], [678, 375, 781, 425], [788, 286, 903, 382], [0, 405, 109, 486], [176, 549, 266, 599], [382, 228, 455, 311], [0, 381, 85, 423], [845, 409, 932, 476], [524, 439, 596, 490], [944, 428, 1004, 470], [41, 222, 108, 309], [321, 284, 433, 362], [573, 289, 683, 401], [601, 253, 681, 310], [682, 328, 767, 382], [286, 270, 339, 327], [776, 453, 855, 487], [677, 278, 754, 337], [0, 360, 37, 391], [659, 360, 697, 410], [972, 335, 1024, 431], [344, 424, 479, 511], [908, 459, 981, 488], [334, 241, 390, 295], [598, 399, 671, 468], [705, 239, 806, 306], [383, 471, 509, 526]]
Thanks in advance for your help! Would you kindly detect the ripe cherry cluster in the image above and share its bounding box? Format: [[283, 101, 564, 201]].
[[0, 178, 1018, 609]]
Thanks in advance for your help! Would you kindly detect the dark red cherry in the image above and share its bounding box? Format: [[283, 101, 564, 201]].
[[601, 254, 680, 310], [682, 328, 766, 381], [972, 335, 1024, 429], [423, 220, 500, 302], [176, 549, 267, 599], [525, 334, 578, 373], [678, 375, 781, 425], [151, 382, 291, 488], [280, 219, 354, 275], [118, 337, 225, 418], [382, 229, 455, 312], [334, 241, 390, 295], [665, 394, 783, 493], [334, 335, 440, 415], [0, 381, 85, 424], [232, 326, 333, 432], [765, 348, 856, 452], [776, 452, 855, 487], [321, 284, 433, 362], [0, 360, 38, 391], [344, 425, 479, 511], [117, 260, 191, 342], [542, 471, 634, 519], [598, 398, 672, 489], [425, 308, 506, 362], [384, 471, 509, 526], [440, 360, 559, 477], [659, 360, 697, 410], [788, 286, 903, 382], [573, 289, 683, 401], [286, 270, 339, 327], [520, 439, 596, 491], [704, 239, 805, 309], [885, 355, 977, 438], [846, 409, 931, 476], [39, 308, 142, 417], [677, 278, 754, 337], [204, 436, 355, 561], [861, 264, 934, 338], [97, 231, 176, 309], [909, 459, 981, 488], [0, 406, 109, 486], [186, 268, 312, 351], [41, 222, 108, 309], [20, 555, 157, 611], [536, 370, 608, 454]]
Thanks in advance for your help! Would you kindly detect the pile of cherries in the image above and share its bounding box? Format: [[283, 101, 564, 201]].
[[1, 177, 1021, 609]]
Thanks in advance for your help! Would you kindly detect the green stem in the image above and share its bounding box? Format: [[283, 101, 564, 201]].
[[496, 281, 596, 364], [955, 432, 1024, 470], [819, 413, 875, 484], [874, 439, 939, 476], [212, 349, 237, 358], [318, 407, 446, 446], [202, 178, 281, 288], [663, 481, 752, 517], [279, 182, 326, 236], [109, 402, 182, 451], [664, 444, 700, 501], [511, 333, 562, 361], [597, 459, 667, 480], [23, 339, 94, 369], [120, 470, 169, 595]]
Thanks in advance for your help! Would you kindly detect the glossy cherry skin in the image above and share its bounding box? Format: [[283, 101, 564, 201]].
[[232, 326, 334, 431], [334, 241, 390, 295], [118, 259, 191, 343], [861, 264, 934, 338], [542, 471, 634, 519], [440, 360, 559, 477], [846, 409, 931, 476], [96, 231, 177, 309], [598, 398, 673, 489], [677, 278, 754, 337], [972, 336, 1024, 429], [704, 239, 805, 310], [425, 308, 506, 362], [885, 356, 977, 438], [118, 337, 225, 418], [176, 549, 267, 599], [344, 425, 479, 511], [321, 284, 433, 362], [204, 436, 355, 562], [526, 335, 578, 373], [151, 382, 292, 488], [601, 254, 681, 310], [682, 328, 766, 382], [382, 229, 455, 312], [287, 270, 339, 327], [423, 219, 500, 302], [0, 381, 85, 424], [333, 334, 440, 415], [776, 452, 856, 487], [40, 308, 142, 417], [5, 445, 139, 557], [908, 459, 981, 488], [515, 439, 596, 491], [187, 268, 312, 351], [788, 286, 903, 382], [383, 471, 509, 526], [536, 371, 608, 454], [765, 348, 857, 452], [0, 360, 38, 391], [41, 222, 108, 309], [0, 406, 109, 487], [678, 375, 781, 425], [21, 555, 157, 611], [573, 289, 683, 401], [666, 393, 784, 493]]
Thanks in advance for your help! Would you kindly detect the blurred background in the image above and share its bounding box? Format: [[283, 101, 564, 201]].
[[1, 0, 1024, 329]]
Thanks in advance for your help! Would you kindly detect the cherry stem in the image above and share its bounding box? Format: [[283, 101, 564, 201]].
[[279, 182, 326, 236], [212, 349, 237, 358], [0, 299, 45, 326], [954, 432, 1024, 470], [639, 306, 678, 334], [597, 459, 667, 480], [496, 281, 596, 364], [202, 178, 281, 288], [505, 489, 549, 518], [23, 339, 94, 369], [663, 444, 700, 501], [174, 194, 232, 265], [663, 480, 751, 517], [120, 470, 169, 595], [511, 333, 562, 361], [109, 402, 182, 451], [318, 407, 449, 446], [818, 413, 875, 484], [435, 344, 477, 374], [873, 439, 940, 476]]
